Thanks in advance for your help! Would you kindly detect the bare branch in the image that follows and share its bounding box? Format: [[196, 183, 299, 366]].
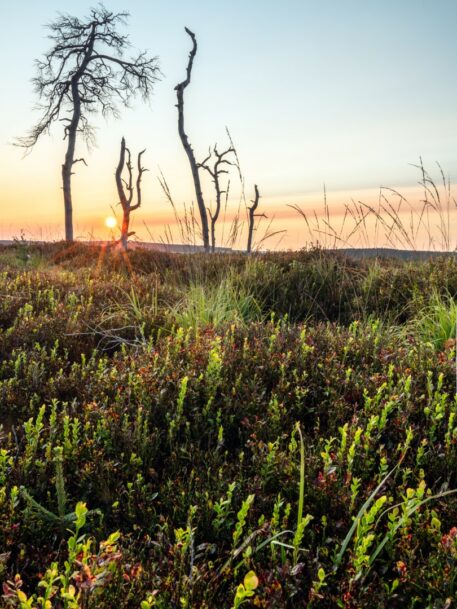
[[130, 149, 147, 211]]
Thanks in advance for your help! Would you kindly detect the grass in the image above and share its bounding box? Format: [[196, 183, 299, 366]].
[[0, 243, 457, 608], [289, 159, 457, 253], [410, 289, 457, 350], [172, 275, 263, 330]]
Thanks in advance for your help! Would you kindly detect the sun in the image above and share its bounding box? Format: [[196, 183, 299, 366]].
[[105, 216, 117, 229]]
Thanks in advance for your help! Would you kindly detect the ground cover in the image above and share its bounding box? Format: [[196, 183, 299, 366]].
[[0, 243, 456, 608]]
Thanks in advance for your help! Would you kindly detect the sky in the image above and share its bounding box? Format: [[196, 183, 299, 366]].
[[0, 0, 456, 249]]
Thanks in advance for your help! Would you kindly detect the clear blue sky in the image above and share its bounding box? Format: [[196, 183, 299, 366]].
[[1, 0, 456, 246]]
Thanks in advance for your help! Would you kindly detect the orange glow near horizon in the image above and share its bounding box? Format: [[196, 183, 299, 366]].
[[1, 184, 456, 251]]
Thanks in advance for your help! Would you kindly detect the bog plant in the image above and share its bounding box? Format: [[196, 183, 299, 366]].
[[231, 571, 259, 609], [1, 243, 457, 608], [3, 503, 121, 609]]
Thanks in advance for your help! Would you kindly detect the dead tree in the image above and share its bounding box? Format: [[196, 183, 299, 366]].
[[115, 137, 147, 249], [17, 6, 159, 242], [247, 185, 266, 254], [175, 28, 210, 252], [198, 145, 235, 252]]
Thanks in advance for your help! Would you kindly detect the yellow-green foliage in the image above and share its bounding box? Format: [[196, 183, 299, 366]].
[[1, 244, 457, 608]]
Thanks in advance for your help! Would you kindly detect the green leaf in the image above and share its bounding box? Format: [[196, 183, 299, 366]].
[[243, 570, 259, 591], [74, 501, 87, 527], [17, 590, 28, 603]]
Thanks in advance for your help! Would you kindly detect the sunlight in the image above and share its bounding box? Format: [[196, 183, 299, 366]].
[[105, 216, 117, 229]]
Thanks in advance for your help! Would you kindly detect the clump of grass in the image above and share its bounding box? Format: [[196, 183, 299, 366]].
[[410, 290, 457, 350], [0, 246, 44, 270], [172, 276, 262, 330]]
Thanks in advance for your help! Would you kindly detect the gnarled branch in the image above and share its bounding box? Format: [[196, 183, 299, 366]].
[[198, 145, 235, 251], [115, 136, 147, 249]]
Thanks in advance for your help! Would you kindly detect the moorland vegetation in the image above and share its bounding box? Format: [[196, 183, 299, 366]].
[[0, 242, 456, 608]]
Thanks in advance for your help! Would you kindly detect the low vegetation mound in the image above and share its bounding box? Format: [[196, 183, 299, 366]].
[[0, 243, 456, 608]]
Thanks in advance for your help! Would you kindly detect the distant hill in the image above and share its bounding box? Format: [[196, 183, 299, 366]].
[[0, 240, 232, 254], [334, 248, 457, 261], [1, 240, 455, 260]]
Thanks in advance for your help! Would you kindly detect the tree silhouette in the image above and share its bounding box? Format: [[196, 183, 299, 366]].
[[198, 145, 235, 252], [115, 137, 147, 249], [18, 5, 159, 242], [175, 28, 210, 252], [247, 185, 266, 254]]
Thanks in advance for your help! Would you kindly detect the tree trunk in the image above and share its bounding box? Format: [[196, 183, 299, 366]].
[[116, 137, 130, 249], [211, 176, 222, 253], [211, 218, 216, 253], [61, 160, 74, 242], [120, 210, 130, 249], [246, 211, 254, 254], [61, 77, 82, 241], [179, 127, 209, 251], [247, 185, 260, 254], [61, 26, 95, 242], [175, 29, 210, 253]]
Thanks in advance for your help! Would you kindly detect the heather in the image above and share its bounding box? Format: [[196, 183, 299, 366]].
[[1, 243, 456, 609]]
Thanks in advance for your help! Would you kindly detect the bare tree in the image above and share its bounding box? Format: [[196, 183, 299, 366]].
[[17, 5, 159, 242], [115, 137, 147, 249], [175, 28, 210, 252], [247, 185, 266, 254], [198, 145, 235, 252]]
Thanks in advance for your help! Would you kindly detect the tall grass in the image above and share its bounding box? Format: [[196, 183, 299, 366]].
[[172, 276, 263, 330], [290, 159, 457, 252], [410, 289, 457, 350]]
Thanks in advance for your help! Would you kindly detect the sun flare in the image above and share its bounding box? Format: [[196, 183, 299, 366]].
[[105, 216, 117, 229]]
